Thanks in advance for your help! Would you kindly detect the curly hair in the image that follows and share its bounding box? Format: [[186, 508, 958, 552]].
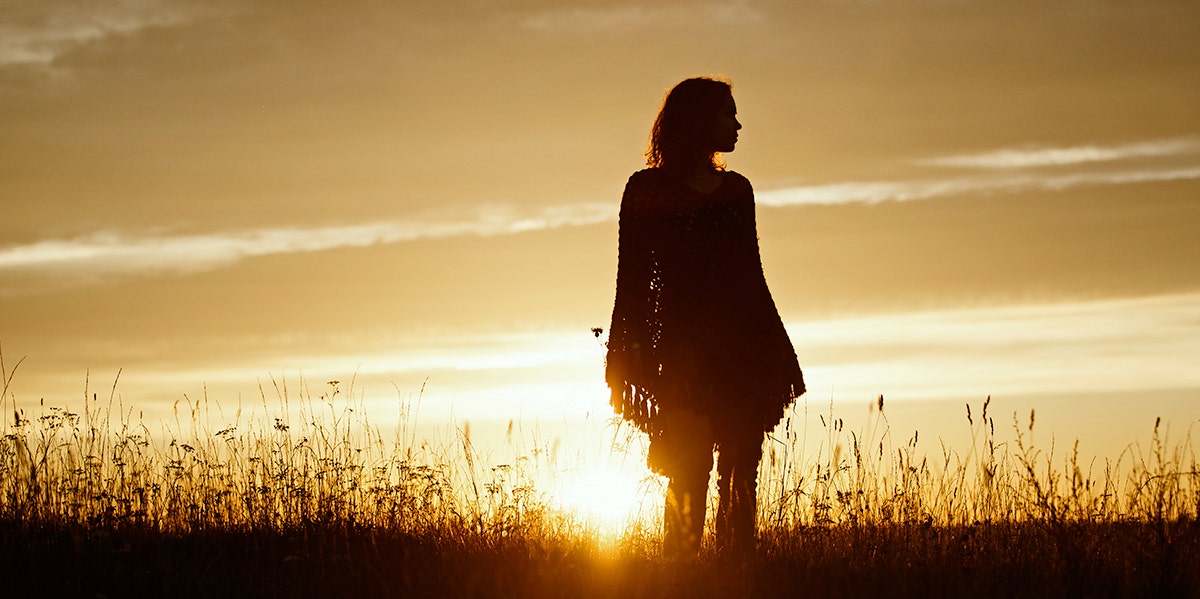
[[645, 76, 733, 170]]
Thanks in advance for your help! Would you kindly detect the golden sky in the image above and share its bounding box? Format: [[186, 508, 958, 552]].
[[2, 0, 1198, 460]]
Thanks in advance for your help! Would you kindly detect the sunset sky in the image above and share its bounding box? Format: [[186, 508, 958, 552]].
[[2, 0, 1198, 463]]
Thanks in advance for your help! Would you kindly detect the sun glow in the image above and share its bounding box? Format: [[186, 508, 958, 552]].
[[556, 463, 657, 540]]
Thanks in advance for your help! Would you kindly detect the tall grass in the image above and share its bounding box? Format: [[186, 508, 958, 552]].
[[759, 395, 1200, 528], [3, 370, 1199, 534], [0, 372, 576, 536], [1, 351, 1198, 597]]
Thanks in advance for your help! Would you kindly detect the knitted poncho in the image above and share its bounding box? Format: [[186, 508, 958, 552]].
[[605, 168, 805, 438]]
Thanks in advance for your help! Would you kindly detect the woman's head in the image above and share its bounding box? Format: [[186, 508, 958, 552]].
[[646, 76, 740, 170]]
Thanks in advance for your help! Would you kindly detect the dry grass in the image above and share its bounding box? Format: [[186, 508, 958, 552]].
[[1, 353, 1198, 597], [760, 395, 1200, 527]]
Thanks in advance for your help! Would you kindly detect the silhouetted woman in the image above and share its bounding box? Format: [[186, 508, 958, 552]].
[[606, 76, 805, 559]]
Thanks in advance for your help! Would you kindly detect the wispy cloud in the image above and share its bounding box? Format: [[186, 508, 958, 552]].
[[5, 138, 1196, 281], [761, 137, 1200, 206], [790, 292, 1200, 400], [515, 0, 764, 33], [757, 166, 1200, 207], [0, 202, 616, 275], [123, 292, 1200, 424], [757, 137, 1200, 207], [0, 0, 198, 67], [915, 138, 1200, 169]]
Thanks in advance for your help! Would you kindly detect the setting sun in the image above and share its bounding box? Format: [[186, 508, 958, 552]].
[[556, 463, 658, 538]]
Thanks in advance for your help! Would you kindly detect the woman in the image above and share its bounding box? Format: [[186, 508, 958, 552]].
[[605, 76, 805, 559]]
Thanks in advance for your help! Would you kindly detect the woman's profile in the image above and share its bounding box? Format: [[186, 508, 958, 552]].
[[605, 76, 805, 559]]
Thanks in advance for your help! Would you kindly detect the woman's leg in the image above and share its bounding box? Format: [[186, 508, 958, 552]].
[[663, 468, 709, 559], [715, 424, 764, 556], [657, 408, 714, 560]]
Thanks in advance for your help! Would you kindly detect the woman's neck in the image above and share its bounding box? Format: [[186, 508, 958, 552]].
[[663, 158, 724, 194], [663, 156, 716, 178]]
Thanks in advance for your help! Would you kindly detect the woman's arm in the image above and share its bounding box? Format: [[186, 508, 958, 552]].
[[605, 172, 659, 420]]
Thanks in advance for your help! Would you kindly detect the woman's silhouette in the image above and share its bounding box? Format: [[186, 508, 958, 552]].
[[605, 76, 805, 559]]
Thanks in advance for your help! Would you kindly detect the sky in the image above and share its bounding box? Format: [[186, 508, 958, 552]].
[[2, 0, 1198, 466]]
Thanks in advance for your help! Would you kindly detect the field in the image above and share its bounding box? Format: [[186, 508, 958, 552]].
[[2, 361, 1198, 598]]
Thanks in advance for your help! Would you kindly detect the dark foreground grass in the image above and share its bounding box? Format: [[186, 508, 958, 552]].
[[3, 517, 1198, 598], [3, 361, 1199, 598]]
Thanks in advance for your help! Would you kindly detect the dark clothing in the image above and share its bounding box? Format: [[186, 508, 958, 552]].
[[605, 167, 805, 556], [605, 168, 805, 447]]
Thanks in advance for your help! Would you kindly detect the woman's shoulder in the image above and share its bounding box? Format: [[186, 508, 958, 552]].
[[623, 168, 752, 202], [628, 168, 750, 187], [627, 167, 665, 184], [623, 168, 673, 199], [723, 169, 751, 189]]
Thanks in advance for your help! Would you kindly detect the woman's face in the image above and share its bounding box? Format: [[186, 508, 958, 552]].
[[710, 93, 741, 154]]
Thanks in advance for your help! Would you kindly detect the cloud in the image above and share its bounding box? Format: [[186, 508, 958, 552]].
[[760, 138, 1200, 206], [5, 137, 1196, 282], [0, 0, 199, 67], [515, 0, 764, 33], [756, 166, 1200, 207], [915, 138, 1200, 169], [790, 292, 1200, 400], [0, 202, 617, 276], [125, 292, 1200, 423]]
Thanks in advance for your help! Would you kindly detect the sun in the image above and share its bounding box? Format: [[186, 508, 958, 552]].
[[556, 463, 655, 539]]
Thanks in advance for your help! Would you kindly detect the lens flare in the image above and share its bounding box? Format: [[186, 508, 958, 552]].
[[556, 463, 652, 539]]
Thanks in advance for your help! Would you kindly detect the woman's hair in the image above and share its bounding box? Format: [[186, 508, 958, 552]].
[[646, 76, 733, 170]]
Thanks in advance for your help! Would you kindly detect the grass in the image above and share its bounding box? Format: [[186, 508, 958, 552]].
[[2, 352, 1199, 597]]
